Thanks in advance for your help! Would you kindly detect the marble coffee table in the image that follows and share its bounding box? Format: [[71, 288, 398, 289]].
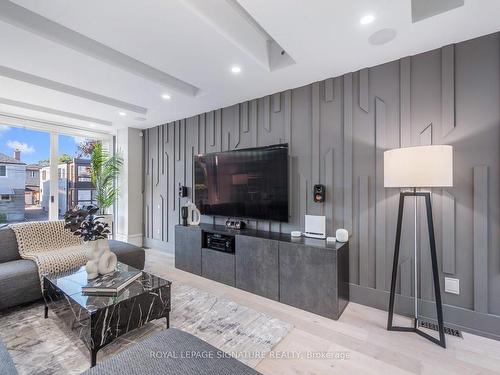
[[43, 262, 171, 367]]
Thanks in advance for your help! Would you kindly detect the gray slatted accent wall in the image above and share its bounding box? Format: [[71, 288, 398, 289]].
[[143, 33, 500, 319]]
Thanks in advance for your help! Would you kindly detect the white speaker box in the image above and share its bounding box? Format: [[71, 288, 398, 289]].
[[336, 228, 349, 242], [304, 215, 326, 239]]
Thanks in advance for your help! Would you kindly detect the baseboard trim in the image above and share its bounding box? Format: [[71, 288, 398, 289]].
[[143, 237, 174, 252], [114, 233, 143, 247], [349, 284, 500, 341]]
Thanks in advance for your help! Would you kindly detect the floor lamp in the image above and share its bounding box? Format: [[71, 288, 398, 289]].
[[384, 145, 453, 348]]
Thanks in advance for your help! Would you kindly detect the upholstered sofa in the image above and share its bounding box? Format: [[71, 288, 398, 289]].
[[0, 226, 145, 310], [1, 329, 261, 375], [83, 328, 261, 375]]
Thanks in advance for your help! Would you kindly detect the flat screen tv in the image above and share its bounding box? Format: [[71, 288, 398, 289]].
[[194, 144, 288, 222]]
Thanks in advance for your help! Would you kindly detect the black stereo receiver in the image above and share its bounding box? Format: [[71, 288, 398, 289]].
[[203, 232, 235, 253]]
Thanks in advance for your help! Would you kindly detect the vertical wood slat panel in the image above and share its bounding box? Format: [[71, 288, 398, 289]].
[[343, 73, 353, 233], [272, 92, 281, 112], [359, 69, 369, 112], [263, 96, 271, 132], [144, 128, 150, 238], [176, 121, 181, 161], [401, 258, 413, 296], [299, 175, 307, 229], [156, 126, 160, 186], [250, 99, 258, 146], [215, 109, 222, 152], [474, 165, 489, 313], [399, 57, 413, 296], [325, 148, 334, 235], [312, 82, 320, 184], [241, 102, 249, 133], [167, 151, 170, 242], [171, 124, 177, 212], [284, 90, 292, 218], [375, 97, 386, 290], [359, 176, 370, 287], [442, 190, 456, 274], [183, 119, 187, 184], [442, 44, 455, 137], [149, 129, 155, 239], [199, 114, 206, 154], [234, 104, 241, 148], [324, 78, 334, 102], [400, 57, 411, 147], [196, 116, 200, 154], [419, 124, 433, 300], [166, 123, 175, 242], [208, 111, 215, 146]]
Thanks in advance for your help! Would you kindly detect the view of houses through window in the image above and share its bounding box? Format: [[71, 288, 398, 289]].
[[0, 124, 101, 225]]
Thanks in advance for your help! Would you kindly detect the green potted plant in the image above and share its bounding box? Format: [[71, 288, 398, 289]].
[[90, 143, 123, 228]]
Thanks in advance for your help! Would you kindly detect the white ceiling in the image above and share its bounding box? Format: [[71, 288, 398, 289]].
[[0, 0, 499, 134]]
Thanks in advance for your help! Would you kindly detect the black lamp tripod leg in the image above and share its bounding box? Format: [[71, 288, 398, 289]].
[[387, 192, 405, 330], [424, 193, 446, 348]]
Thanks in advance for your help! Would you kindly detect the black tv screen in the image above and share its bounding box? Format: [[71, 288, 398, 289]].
[[194, 144, 288, 222]]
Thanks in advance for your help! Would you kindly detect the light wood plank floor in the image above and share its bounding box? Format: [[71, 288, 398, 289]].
[[145, 249, 500, 375]]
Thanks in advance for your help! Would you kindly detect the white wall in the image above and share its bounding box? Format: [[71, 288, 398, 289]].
[[0, 164, 26, 190], [116, 127, 143, 246]]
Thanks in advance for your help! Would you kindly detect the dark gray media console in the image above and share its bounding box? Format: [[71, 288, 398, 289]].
[[175, 224, 349, 320]]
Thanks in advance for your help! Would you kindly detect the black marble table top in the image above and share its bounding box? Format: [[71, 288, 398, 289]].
[[44, 262, 171, 313]]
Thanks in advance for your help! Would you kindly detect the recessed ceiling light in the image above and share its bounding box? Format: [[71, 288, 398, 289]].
[[118, 111, 126, 116], [360, 14, 375, 25], [231, 65, 242, 74], [161, 93, 171, 100]]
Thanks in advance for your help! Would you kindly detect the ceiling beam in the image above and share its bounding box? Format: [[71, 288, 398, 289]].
[[0, 65, 148, 114], [0, 112, 113, 138], [0, 97, 112, 126], [0, 1, 200, 97]]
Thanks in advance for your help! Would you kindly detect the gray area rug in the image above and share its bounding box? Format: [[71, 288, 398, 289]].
[[0, 282, 292, 374]]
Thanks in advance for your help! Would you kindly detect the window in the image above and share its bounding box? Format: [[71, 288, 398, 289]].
[[42, 170, 47, 180], [30, 170, 36, 178], [0, 165, 6, 177], [78, 189, 91, 201], [1, 194, 10, 201], [77, 165, 91, 182]]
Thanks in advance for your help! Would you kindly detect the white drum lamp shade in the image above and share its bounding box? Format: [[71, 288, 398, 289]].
[[384, 145, 453, 188]]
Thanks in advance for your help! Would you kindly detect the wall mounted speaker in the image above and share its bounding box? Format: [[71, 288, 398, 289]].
[[313, 184, 325, 203], [178, 185, 188, 198]]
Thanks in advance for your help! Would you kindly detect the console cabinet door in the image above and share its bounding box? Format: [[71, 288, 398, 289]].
[[279, 242, 337, 319], [175, 226, 202, 275], [235, 236, 279, 300], [202, 248, 235, 286]]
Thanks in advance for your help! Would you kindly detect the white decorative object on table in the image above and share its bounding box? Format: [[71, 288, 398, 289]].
[[85, 239, 117, 279], [185, 201, 201, 226], [326, 236, 336, 244], [291, 231, 302, 237], [335, 229, 349, 242]]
